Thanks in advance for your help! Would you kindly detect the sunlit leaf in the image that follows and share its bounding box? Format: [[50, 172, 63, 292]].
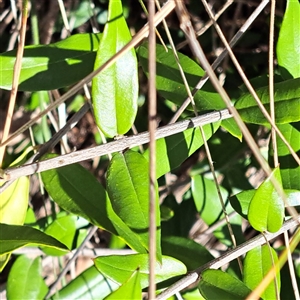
[[7, 256, 48, 300], [106, 150, 161, 260], [94, 254, 187, 289], [198, 269, 253, 300], [248, 167, 285, 232], [105, 269, 141, 300], [92, 0, 138, 137], [230, 188, 300, 219], [144, 122, 220, 179], [235, 78, 300, 124], [269, 122, 300, 190], [0, 223, 68, 254], [138, 42, 224, 112], [277, 0, 300, 79], [41, 215, 87, 256], [0, 33, 101, 91], [244, 245, 280, 299], [51, 266, 119, 300]]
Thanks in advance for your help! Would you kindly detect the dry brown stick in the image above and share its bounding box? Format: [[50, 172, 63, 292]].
[[0, 1, 29, 166]]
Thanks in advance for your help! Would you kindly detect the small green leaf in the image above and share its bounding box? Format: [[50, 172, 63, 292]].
[[51, 266, 119, 300], [0, 176, 29, 225], [191, 175, 229, 225], [248, 167, 285, 232], [244, 245, 280, 299], [230, 189, 300, 219], [161, 236, 214, 271], [106, 150, 161, 260], [138, 42, 224, 112], [92, 0, 138, 137], [199, 269, 253, 300], [7, 256, 48, 300], [235, 78, 300, 124], [0, 223, 68, 255], [105, 269, 141, 300], [41, 215, 87, 256], [94, 254, 187, 289], [269, 122, 300, 190], [143, 122, 220, 179], [0, 33, 101, 91], [221, 118, 243, 141], [277, 0, 300, 79]]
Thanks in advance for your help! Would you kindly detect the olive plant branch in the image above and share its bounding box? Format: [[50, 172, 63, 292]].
[[156, 216, 300, 300], [0, 109, 232, 187]]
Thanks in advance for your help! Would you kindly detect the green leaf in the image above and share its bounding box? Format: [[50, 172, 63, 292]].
[[92, 0, 138, 137], [7, 256, 48, 300], [161, 236, 214, 271], [248, 167, 285, 232], [51, 266, 119, 300], [138, 42, 224, 111], [106, 150, 161, 260], [198, 269, 253, 300], [41, 155, 148, 254], [277, 0, 300, 79], [244, 245, 280, 299], [41, 215, 87, 256], [191, 175, 229, 225], [0, 33, 101, 91], [0, 223, 68, 255], [269, 122, 300, 190], [221, 118, 243, 141], [230, 189, 300, 219], [235, 78, 300, 124], [41, 155, 116, 233], [105, 269, 141, 300], [0, 176, 29, 225], [143, 122, 220, 179], [93, 254, 187, 289]]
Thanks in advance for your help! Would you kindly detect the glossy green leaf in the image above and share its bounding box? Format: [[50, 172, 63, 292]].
[[138, 42, 224, 111], [51, 266, 119, 300], [0, 33, 101, 91], [221, 118, 243, 141], [0, 223, 68, 255], [144, 122, 221, 179], [0, 176, 29, 225], [41, 215, 87, 256], [269, 122, 300, 190], [235, 78, 300, 124], [92, 0, 138, 137], [94, 254, 187, 289], [105, 269, 141, 300], [161, 236, 214, 271], [230, 189, 300, 219], [41, 155, 147, 254], [198, 269, 253, 300], [7, 256, 48, 300], [191, 175, 229, 225], [106, 150, 161, 259], [248, 167, 285, 232], [244, 245, 280, 299], [277, 0, 300, 79]]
